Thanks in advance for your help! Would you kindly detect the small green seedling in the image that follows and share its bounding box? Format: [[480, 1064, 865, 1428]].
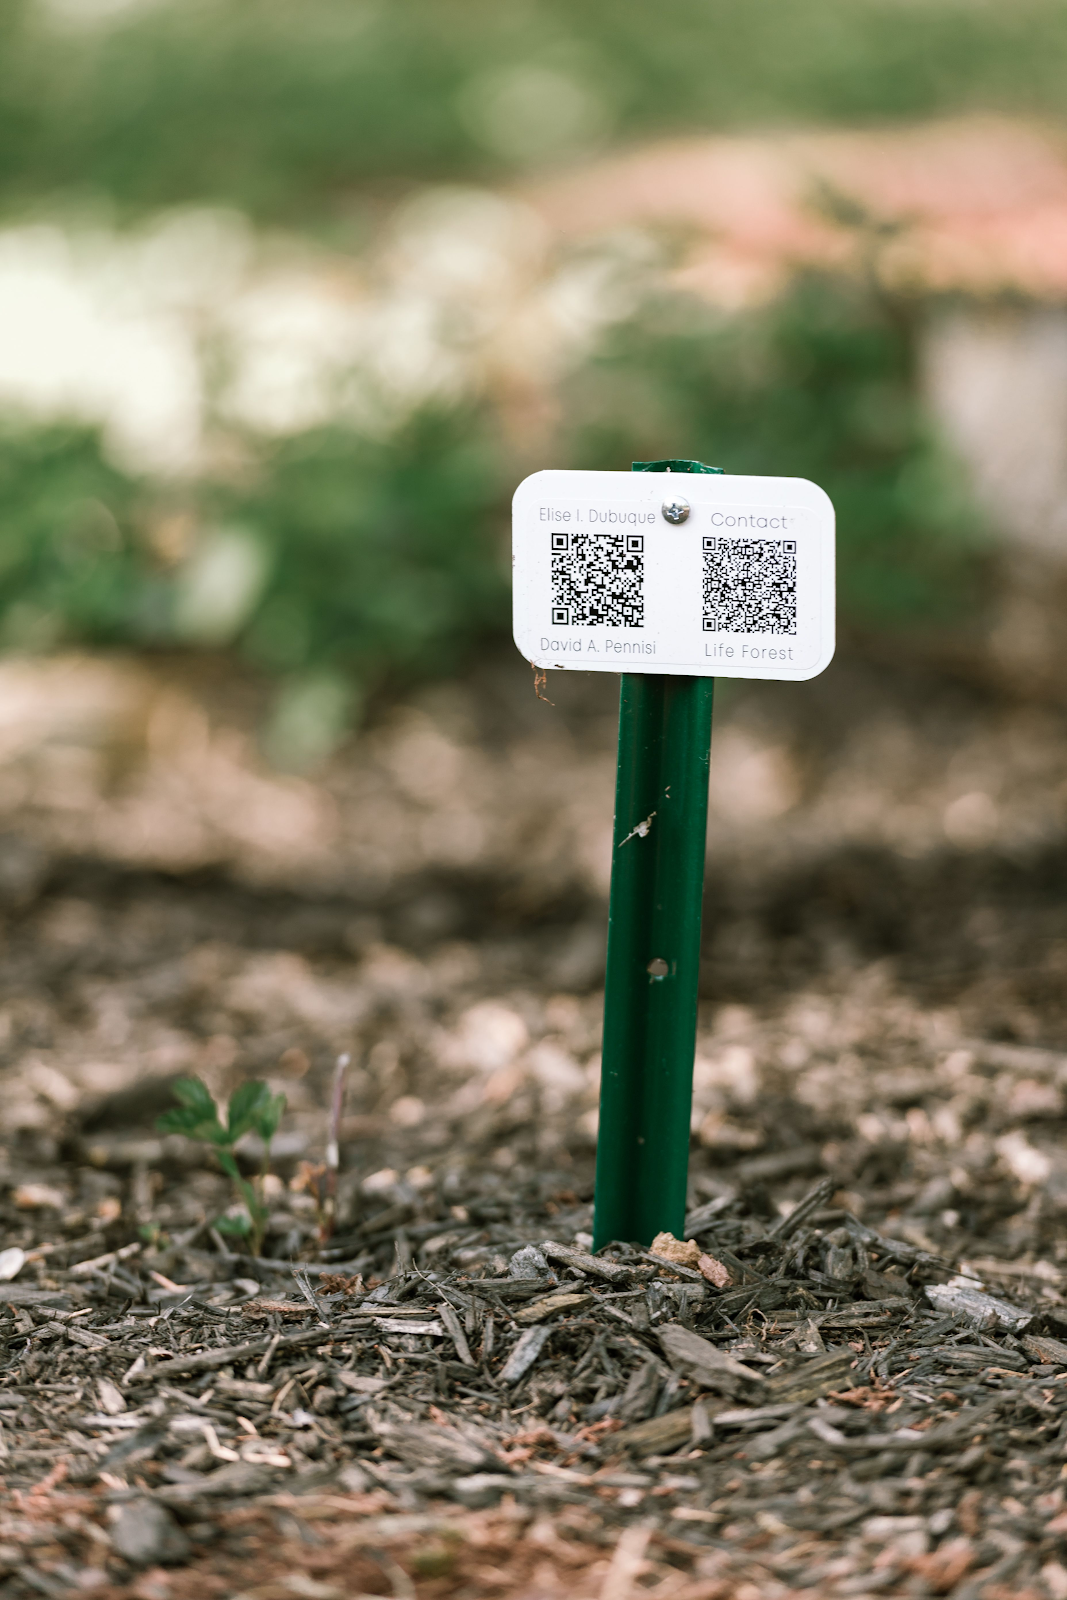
[[158, 1077, 286, 1256]]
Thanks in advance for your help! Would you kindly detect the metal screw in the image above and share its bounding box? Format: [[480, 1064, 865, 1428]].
[[661, 496, 690, 525]]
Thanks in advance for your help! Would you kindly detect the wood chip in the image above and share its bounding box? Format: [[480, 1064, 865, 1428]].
[[657, 1323, 764, 1390], [514, 1291, 592, 1324], [540, 1242, 632, 1283], [697, 1253, 732, 1288], [499, 1325, 551, 1383], [1022, 1333, 1067, 1365]]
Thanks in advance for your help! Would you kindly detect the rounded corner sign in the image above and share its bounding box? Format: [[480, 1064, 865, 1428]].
[[512, 469, 835, 682]]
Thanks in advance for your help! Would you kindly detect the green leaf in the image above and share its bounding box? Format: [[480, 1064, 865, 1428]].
[[226, 1080, 272, 1141], [215, 1212, 252, 1237], [157, 1077, 226, 1141], [250, 1091, 287, 1144], [172, 1077, 219, 1117], [157, 1105, 227, 1141]]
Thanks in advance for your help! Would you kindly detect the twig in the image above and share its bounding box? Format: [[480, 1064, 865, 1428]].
[[530, 662, 554, 704], [69, 1242, 142, 1278], [436, 1299, 475, 1366], [322, 1053, 349, 1243], [127, 1327, 328, 1382], [292, 1268, 331, 1327], [765, 1177, 836, 1241], [256, 1332, 282, 1378]]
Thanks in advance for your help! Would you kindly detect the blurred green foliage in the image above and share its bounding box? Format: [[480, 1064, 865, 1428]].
[[0, 0, 1017, 744], [0, 407, 509, 696], [233, 413, 507, 685], [0, 423, 151, 651], [0, 272, 982, 716], [3, 0, 1067, 222], [565, 273, 984, 627]]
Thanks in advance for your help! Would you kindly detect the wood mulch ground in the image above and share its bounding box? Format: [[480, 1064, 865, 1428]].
[[0, 638, 1065, 1597], [3, 1170, 1067, 1600]]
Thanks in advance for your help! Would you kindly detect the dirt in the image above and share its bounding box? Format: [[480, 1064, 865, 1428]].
[[0, 630, 1065, 1597]]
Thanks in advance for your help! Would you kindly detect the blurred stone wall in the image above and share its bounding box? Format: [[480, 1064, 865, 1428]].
[[924, 306, 1067, 566]]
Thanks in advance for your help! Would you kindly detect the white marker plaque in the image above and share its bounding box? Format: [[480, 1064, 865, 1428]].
[[513, 470, 835, 680]]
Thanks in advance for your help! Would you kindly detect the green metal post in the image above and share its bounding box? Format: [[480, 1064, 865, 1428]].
[[592, 460, 718, 1250]]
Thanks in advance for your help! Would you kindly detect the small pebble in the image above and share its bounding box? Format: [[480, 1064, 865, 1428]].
[[508, 1244, 551, 1278], [109, 1500, 190, 1567], [338, 1463, 372, 1493]]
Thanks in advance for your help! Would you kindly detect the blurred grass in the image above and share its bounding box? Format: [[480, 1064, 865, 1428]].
[[3, 0, 1067, 221]]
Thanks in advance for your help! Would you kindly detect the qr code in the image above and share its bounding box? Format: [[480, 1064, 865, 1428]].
[[550, 531, 644, 627], [702, 537, 797, 634]]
